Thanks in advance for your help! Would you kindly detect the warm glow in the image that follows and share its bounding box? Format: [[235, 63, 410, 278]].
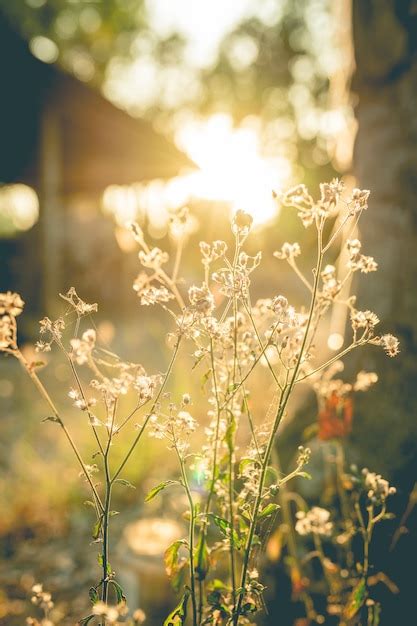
[[102, 113, 292, 230], [328, 332, 344, 351], [0, 184, 39, 234], [175, 113, 291, 224]]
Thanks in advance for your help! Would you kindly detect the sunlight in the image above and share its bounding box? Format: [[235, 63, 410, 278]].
[[102, 113, 292, 230], [175, 113, 292, 224]]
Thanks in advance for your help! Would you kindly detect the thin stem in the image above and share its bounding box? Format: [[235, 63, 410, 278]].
[[176, 447, 197, 626], [233, 217, 324, 624], [15, 350, 104, 513], [196, 338, 223, 623], [65, 352, 105, 457], [288, 258, 313, 292], [111, 335, 182, 484]]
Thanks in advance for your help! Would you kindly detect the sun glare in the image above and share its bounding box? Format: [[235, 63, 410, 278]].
[[175, 113, 291, 224], [102, 113, 292, 232]]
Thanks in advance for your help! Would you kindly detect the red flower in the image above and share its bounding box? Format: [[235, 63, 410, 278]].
[[318, 392, 353, 440]]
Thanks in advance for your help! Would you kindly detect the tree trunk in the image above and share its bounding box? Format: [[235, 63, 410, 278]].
[[352, 2, 417, 621], [352, 0, 417, 475]]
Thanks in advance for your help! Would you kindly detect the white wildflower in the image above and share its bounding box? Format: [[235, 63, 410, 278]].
[[362, 468, 396, 503], [295, 507, 333, 537], [273, 242, 301, 261], [0, 291, 24, 316]]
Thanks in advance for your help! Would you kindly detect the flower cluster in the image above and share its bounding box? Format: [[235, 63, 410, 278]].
[[347, 239, 378, 274], [0, 291, 24, 350], [362, 468, 396, 504], [26, 583, 54, 626], [59, 286, 98, 316], [295, 507, 333, 537], [69, 329, 96, 365], [92, 601, 128, 624]]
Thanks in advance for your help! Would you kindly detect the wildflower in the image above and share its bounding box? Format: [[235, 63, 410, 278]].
[[347, 239, 361, 256], [347, 239, 378, 273], [271, 295, 288, 315], [273, 242, 301, 261], [354, 371, 378, 392], [169, 206, 196, 238], [133, 608, 146, 624], [378, 333, 400, 357], [0, 291, 24, 316], [188, 284, 215, 316], [281, 184, 317, 226], [92, 601, 127, 623], [349, 188, 370, 214], [362, 468, 396, 504], [0, 315, 14, 349], [139, 285, 174, 306], [321, 265, 341, 299], [59, 287, 97, 315], [238, 251, 262, 272], [319, 178, 344, 211], [296, 445, 311, 466], [177, 410, 197, 434], [350, 309, 380, 333], [35, 340, 51, 353], [295, 507, 333, 536], [69, 329, 96, 365], [139, 247, 169, 270], [232, 210, 253, 237], [39, 317, 65, 342], [130, 221, 145, 244], [318, 391, 353, 440], [281, 184, 314, 210], [134, 374, 159, 402]]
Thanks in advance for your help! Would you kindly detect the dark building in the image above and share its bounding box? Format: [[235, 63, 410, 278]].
[[0, 14, 194, 316]]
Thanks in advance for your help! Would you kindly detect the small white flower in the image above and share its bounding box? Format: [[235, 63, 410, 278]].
[[295, 507, 333, 536]]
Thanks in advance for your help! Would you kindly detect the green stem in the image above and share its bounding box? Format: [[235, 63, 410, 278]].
[[16, 350, 104, 513], [233, 218, 324, 625], [177, 449, 197, 626], [111, 335, 182, 484]]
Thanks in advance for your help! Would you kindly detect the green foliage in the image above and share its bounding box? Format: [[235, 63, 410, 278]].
[[144, 479, 179, 502], [163, 590, 190, 626]]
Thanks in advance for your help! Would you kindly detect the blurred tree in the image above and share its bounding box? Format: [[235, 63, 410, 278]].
[[352, 0, 417, 476], [0, 0, 185, 84], [352, 2, 417, 622]]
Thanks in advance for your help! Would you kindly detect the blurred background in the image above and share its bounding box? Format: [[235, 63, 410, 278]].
[[0, 1, 416, 624]]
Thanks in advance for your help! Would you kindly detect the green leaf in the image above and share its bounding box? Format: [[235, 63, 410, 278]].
[[163, 590, 190, 625], [194, 533, 210, 581], [145, 480, 179, 502], [297, 471, 312, 480], [109, 579, 126, 604], [207, 579, 229, 592], [225, 415, 236, 451], [92, 517, 103, 540], [201, 368, 212, 389], [258, 503, 280, 519], [114, 478, 136, 489], [238, 458, 260, 475], [88, 587, 99, 605], [31, 360, 46, 369], [343, 578, 367, 620], [78, 615, 95, 625], [208, 514, 240, 547], [42, 415, 59, 423], [97, 554, 112, 575], [265, 465, 279, 482], [165, 539, 187, 578]]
